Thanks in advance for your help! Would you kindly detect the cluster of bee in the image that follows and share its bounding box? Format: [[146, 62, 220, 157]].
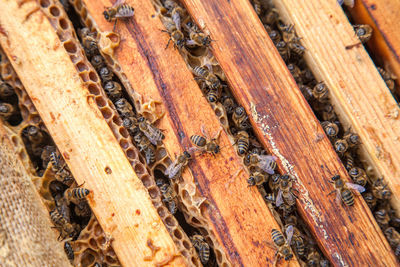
[[0, 78, 21, 125], [254, 2, 400, 262]]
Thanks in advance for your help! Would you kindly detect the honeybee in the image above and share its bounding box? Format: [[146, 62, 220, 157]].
[[384, 227, 400, 249], [49, 152, 74, 186], [103, 0, 134, 30], [252, 0, 262, 15], [64, 186, 91, 204], [193, 66, 221, 90], [64, 241, 74, 262], [186, 30, 212, 48], [232, 106, 250, 130], [74, 200, 92, 218], [321, 121, 339, 138], [104, 81, 123, 102], [312, 82, 329, 103], [265, 193, 276, 204], [41, 145, 56, 169], [284, 219, 306, 258], [328, 174, 365, 206], [299, 84, 314, 102], [334, 138, 349, 155], [0, 81, 14, 99], [378, 67, 396, 93], [137, 116, 165, 145], [220, 94, 237, 114], [50, 208, 79, 240], [287, 63, 303, 84], [268, 30, 282, 44], [190, 125, 221, 156], [321, 104, 337, 121], [90, 55, 105, 71], [275, 41, 289, 62], [133, 128, 156, 164], [99, 66, 114, 82], [301, 69, 315, 84], [247, 171, 268, 187], [343, 152, 354, 171], [206, 87, 222, 103], [0, 102, 16, 120], [372, 178, 392, 200], [343, 131, 360, 148], [306, 249, 322, 266], [78, 28, 98, 58], [268, 227, 294, 265], [190, 234, 210, 264], [353, 24, 373, 43], [268, 174, 281, 191], [115, 98, 135, 119], [165, 150, 191, 179], [262, 8, 279, 26], [23, 125, 44, 145], [280, 24, 305, 57], [158, 180, 178, 214], [166, 2, 185, 31], [348, 167, 367, 187], [162, 17, 185, 49], [276, 174, 298, 207], [374, 209, 390, 228], [363, 192, 377, 210], [235, 130, 249, 156], [245, 153, 277, 175]]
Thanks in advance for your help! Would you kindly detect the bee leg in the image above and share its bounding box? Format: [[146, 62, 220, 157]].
[[165, 38, 172, 49], [113, 19, 118, 32], [327, 190, 336, 196], [76, 181, 86, 188]]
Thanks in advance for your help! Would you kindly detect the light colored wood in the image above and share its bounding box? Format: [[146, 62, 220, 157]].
[[80, 0, 298, 266], [274, 0, 400, 217], [0, 1, 186, 266], [0, 121, 71, 267], [181, 0, 398, 265], [350, 0, 400, 94]]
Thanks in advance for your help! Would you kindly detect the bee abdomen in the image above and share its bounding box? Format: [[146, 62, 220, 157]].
[[64, 241, 74, 261], [50, 208, 66, 225], [118, 4, 134, 17], [70, 188, 90, 200], [237, 140, 249, 156], [190, 135, 207, 147], [271, 229, 285, 246], [145, 147, 156, 164], [193, 66, 208, 77], [341, 189, 354, 206], [199, 243, 210, 264]]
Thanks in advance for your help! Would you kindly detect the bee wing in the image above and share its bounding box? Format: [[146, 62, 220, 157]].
[[346, 182, 365, 193], [285, 225, 294, 245], [172, 12, 181, 31], [276, 189, 283, 207], [165, 162, 183, 179], [335, 190, 342, 206], [258, 155, 277, 174], [115, 7, 135, 18], [112, 0, 125, 7], [143, 124, 161, 145]]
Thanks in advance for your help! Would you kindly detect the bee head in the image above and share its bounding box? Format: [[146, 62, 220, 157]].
[[331, 175, 340, 181], [138, 117, 145, 123], [183, 151, 191, 159], [207, 94, 217, 103], [103, 10, 111, 21], [235, 106, 244, 116], [247, 176, 255, 186], [214, 145, 220, 154]]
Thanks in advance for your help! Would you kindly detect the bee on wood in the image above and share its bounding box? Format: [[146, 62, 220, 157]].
[[343, 131, 360, 148], [385, 227, 400, 255], [190, 125, 221, 156], [348, 167, 367, 187], [103, 0, 134, 30], [275, 41, 289, 62], [328, 174, 365, 206], [104, 81, 123, 102], [64, 241, 74, 262], [372, 177, 392, 200], [269, 174, 281, 191], [299, 84, 314, 102], [235, 130, 249, 156], [284, 219, 306, 258], [193, 66, 221, 90], [306, 249, 322, 266], [115, 98, 135, 119], [133, 128, 156, 164], [353, 24, 373, 43], [206, 87, 222, 103], [262, 8, 279, 26], [301, 68, 315, 84], [49, 152, 74, 186], [162, 17, 185, 49], [245, 153, 277, 175], [50, 208, 79, 240], [268, 30, 282, 45], [321, 121, 339, 138], [99, 66, 114, 82], [78, 28, 98, 58], [343, 152, 354, 171], [74, 200, 92, 218], [363, 192, 377, 210], [0, 102, 16, 120], [268, 227, 294, 265], [321, 103, 337, 121], [276, 174, 298, 208], [166, 2, 185, 31], [280, 24, 305, 58], [378, 67, 396, 93], [247, 171, 268, 187], [90, 55, 105, 71], [122, 117, 138, 136], [232, 106, 250, 130], [186, 29, 212, 48], [334, 138, 349, 155], [137, 116, 165, 145], [312, 82, 329, 103], [375, 209, 390, 228], [252, 0, 262, 15], [265, 193, 276, 204], [64, 186, 91, 204], [220, 94, 237, 115], [287, 63, 303, 84], [158, 180, 178, 214], [0, 81, 15, 99], [165, 150, 191, 179], [190, 234, 210, 264]]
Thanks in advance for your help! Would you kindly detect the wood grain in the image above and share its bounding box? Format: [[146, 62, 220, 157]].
[[181, 0, 398, 266], [80, 0, 299, 266], [0, 1, 186, 266], [349, 0, 400, 94]]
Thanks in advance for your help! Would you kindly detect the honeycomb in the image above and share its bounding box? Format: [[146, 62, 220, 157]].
[[37, 0, 201, 265]]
